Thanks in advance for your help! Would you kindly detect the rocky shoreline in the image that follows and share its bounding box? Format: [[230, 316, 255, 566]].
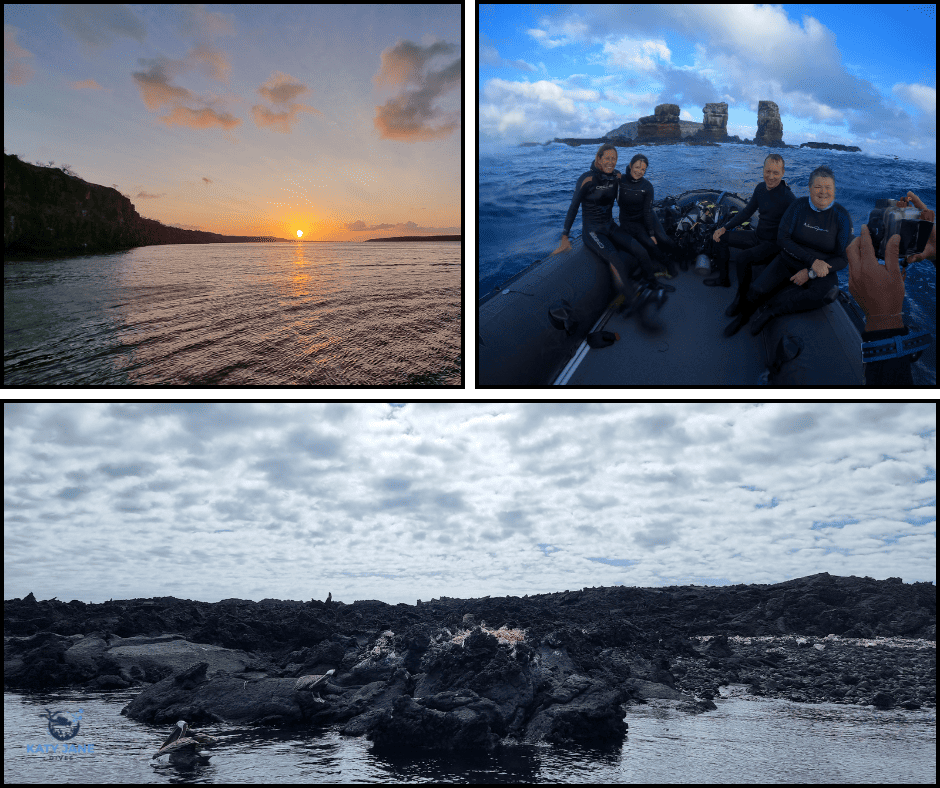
[[3, 152, 289, 259], [523, 138, 861, 153], [674, 634, 934, 710], [4, 573, 934, 750]]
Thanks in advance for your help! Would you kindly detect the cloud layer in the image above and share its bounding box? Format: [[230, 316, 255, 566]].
[[373, 39, 461, 141], [480, 5, 936, 160], [4, 404, 935, 604]]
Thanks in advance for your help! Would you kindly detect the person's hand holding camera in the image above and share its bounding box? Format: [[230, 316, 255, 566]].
[[847, 225, 907, 332]]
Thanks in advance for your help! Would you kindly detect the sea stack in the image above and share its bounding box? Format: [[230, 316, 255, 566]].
[[755, 100, 784, 146], [699, 103, 729, 141], [636, 103, 682, 141]]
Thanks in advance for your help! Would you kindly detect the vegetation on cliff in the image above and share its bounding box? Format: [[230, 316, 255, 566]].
[[4, 153, 283, 258]]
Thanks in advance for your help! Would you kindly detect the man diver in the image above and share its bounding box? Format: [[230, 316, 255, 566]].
[[725, 164, 852, 337], [709, 154, 796, 313]]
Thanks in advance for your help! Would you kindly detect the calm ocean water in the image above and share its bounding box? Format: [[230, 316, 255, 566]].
[[5, 689, 935, 784], [4, 242, 461, 386], [479, 144, 936, 384]]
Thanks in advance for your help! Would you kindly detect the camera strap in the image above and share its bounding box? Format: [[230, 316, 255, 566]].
[[861, 330, 933, 362]]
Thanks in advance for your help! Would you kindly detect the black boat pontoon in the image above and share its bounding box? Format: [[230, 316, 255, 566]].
[[478, 189, 867, 387]]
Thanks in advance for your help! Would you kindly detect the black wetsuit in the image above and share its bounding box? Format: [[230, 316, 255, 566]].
[[719, 180, 796, 296], [562, 162, 639, 293], [748, 196, 853, 313], [616, 173, 660, 279], [724, 179, 796, 243]]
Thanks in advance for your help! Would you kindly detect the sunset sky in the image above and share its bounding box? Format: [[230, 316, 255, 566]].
[[4, 4, 461, 241]]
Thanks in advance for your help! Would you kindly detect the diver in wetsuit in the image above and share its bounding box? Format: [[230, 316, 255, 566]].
[[617, 154, 676, 287], [725, 165, 852, 337], [553, 144, 667, 313], [710, 155, 796, 313]]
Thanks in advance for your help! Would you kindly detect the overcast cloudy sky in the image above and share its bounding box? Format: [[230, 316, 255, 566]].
[[4, 403, 935, 605]]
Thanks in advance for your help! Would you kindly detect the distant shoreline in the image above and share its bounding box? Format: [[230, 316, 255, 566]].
[[364, 235, 461, 242]]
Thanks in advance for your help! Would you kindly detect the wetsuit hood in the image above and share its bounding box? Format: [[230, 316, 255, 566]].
[[590, 160, 618, 185]]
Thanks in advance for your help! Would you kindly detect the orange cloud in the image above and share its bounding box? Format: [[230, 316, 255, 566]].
[[373, 39, 461, 142], [257, 71, 308, 104], [346, 219, 461, 234], [189, 44, 231, 82], [71, 79, 105, 91], [132, 59, 201, 111], [251, 104, 320, 133], [4, 26, 35, 85], [132, 48, 240, 130], [161, 106, 241, 130], [251, 72, 321, 133]]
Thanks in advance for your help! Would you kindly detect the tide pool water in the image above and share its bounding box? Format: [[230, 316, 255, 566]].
[[5, 689, 934, 783]]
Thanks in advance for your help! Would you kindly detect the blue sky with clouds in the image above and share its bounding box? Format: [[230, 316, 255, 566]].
[[4, 403, 935, 604], [479, 4, 937, 162]]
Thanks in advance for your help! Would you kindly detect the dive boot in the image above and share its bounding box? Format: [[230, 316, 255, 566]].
[[619, 284, 667, 317]]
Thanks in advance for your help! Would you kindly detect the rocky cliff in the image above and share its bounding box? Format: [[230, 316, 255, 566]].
[[4, 153, 282, 258], [605, 119, 704, 140], [695, 102, 730, 142], [636, 103, 683, 141]]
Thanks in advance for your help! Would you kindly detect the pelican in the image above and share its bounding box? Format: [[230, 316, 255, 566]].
[[152, 720, 218, 766], [294, 669, 335, 702]]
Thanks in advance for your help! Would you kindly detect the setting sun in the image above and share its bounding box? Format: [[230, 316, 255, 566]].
[[296, 230, 303, 238]]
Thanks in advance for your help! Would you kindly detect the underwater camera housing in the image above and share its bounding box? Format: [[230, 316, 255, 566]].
[[866, 199, 933, 266]]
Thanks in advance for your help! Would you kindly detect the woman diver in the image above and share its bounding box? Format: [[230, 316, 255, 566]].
[[618, 153, 678, 285], [553, 144, 667, 315]]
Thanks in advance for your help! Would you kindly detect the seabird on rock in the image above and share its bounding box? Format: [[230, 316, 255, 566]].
[[294, 669, 335, 702], [152, 720, 218, 766]]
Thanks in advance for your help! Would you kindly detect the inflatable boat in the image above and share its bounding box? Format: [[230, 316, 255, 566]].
[[478, 189, 868, 386]]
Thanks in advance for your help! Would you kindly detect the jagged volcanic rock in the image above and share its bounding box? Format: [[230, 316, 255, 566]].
[[636, 103, 682, 141], [698, 102, 729, 141], [800, 141, 862, 152], [604, 119, 704, 141], [5, 574, 935, 750]]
